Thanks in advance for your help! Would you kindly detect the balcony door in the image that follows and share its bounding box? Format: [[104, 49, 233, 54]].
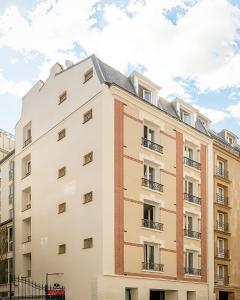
[[144, 244, 155, 268], [144, 165, 155, 181], [185, 146, 193, 160], [218, 265, 225, 280], [144, 204, 154, 223], [185, 181, 193, 195], [218, 239, 225, 256], [186, 215, 193, 231], [217, 212, 225, 229], [186, 251, 194, 269], [144, 126, 154, 142], [218, 160, 225, 173]]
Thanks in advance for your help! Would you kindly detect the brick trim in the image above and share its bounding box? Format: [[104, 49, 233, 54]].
[[114, 99, 124, 275], [160, 169, 176, 177], [124, 197, 143, 205], [125, 272, 177, 280], [161, 248, 177, 253], [124, 112, 143, 124], [200, 144, 207, 282], [124, 242, 144, 248], [124, 155, 143, 164], [176, 131, 184, 280], [160, 207, 176, 214], [160, 130, 176, 140]]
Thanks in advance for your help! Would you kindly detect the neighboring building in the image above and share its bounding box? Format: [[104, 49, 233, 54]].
[[0, 129, 14, 160], [211, 130, 240, 300], [0, 150, 15, 297], [13, 55, 215, 300]]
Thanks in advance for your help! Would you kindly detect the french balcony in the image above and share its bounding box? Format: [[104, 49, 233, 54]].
[[142, 178, 163, 192], [8, 194, 14, 205], [215, 167, 229, 180], [142, 138, 163, 154], [216, 221, 229, 233], [184, 228, 201, 239], [184, 157, 201, 170], [184, 193, 201, 205], [184, 267, 201, 276], [23, 137, 32, 148], [215, 275, 229, 285], [142, 219, 163, 231], [142, 262, 164, 272], [215, 248, 229, 259], [216, 193, 229, 207]]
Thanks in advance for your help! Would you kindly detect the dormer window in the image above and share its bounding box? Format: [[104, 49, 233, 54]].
[[180, 109, 191, 125], [138, 85, 152, 102], [227, 136, 233, 145]]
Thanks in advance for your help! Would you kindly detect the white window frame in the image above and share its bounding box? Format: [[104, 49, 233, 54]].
[[144, 164, 155, 181], [144, 125, 155, 142], [144, 243, 159, 266], [143, 89, 152, 102]]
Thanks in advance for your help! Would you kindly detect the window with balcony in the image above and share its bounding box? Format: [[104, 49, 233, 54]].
[[143, 243, 163, 272], [216, 186, 228, 206], [23, 123, 32, 148], [22, 154, 31, 178], [142, 164, 163, 192], [142, 203, 163, 231], [184, 214, 201, 239], [216, 212, 228, 233], [184, 180, 201, 205], [23, 254, 31, 278], [217, 265, 229, 285], [84, 68, 93, 83], [185, 251, 201, 275], [217, 238, 229, 259], [22, 218, 31, 243], [142, 125, 163, 153], [22, 187, 31, 211], [184, 146, 200, 170], [216, 159, 229, 180]]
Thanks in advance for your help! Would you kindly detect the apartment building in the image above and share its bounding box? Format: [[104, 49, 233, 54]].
[[0, 150, 14, 297], [0, 129, 14, 160], [13, 55, 215, 300], [210, 130, 240, 300]]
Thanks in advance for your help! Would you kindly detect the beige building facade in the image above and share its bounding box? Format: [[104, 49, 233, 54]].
[[0, 129, 14, 160], [12, 55, 215, 300], [211, 130, 240, 300]]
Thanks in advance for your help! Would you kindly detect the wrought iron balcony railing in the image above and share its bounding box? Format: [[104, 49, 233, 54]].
[[142, 138, 163, 154], [215, 275, 229, 285], [216, 167, 229, 180], [184, 228, 201, 239], [142, 262, 164, 272], [184, 157, 201, 170], [216, 248, 229, 259], [142, 178, 163, 192], [184, 193, 201, 205], [142, 219, 163, 231], [216, 193, 229, 206], [216, 221, 229, 233], [23, 137, 32, 148], [184, 267, 201, 276]]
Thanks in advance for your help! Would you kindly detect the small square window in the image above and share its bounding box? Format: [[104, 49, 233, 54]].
[[58, 167, 66, 178], [83, 152, 93, 165], [83, 192, 93, 204], [58, 203, 66, 214], [59, 91, 67, 105], [58, 244, 66, 254], [58, 129, 66, 141], [83, 109, 92, 124], [83, 238, 93, 249], [84, 69, 93, 83]]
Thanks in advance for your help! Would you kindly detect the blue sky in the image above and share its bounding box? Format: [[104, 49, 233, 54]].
[[1, 0, 240, 135]]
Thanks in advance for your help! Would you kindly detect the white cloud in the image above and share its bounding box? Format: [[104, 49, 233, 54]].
[[195, 105, 228, 124], [227, 102, 240, 119], [0, 69, 31, 97], [0, 0, 240, 99]]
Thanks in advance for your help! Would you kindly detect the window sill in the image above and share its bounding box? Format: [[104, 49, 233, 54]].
[[184, 200, 201, 207], [140, 145, 163, 156], [142, 269, 164, 274], [184, 236, 201, 241], [184, 164, 201, 172], [141, 226, 163, 233]]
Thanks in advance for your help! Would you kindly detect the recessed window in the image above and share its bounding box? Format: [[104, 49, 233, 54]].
[[83, 152, 93, 165], [58, 167, 66, 178], [83, 192, 93, 204], [83, 238, 93, 249], [58, 129, 66, 141], [83, 109, 92, 124], [58, 203, 66, 214], [59, 91, 67, 105], [58, 244, 66, 254], [84, 68, 93, 83], [143, 90, 152, 102], [180, 109, 191, 125]]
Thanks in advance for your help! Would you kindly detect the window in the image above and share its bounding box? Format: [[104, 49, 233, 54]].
[[23, 123, 32, 147], [22, 154, 31, 178], [125, 288, 138, 300], [84, 68, 93, 83], [83, 109, 92, 124], [185, 146, 193, 160], [218, 265, 225, 279], [58, 129, 66, 141], [26, 161, 31, 176], [185, 180, 193, 195], [227, 136, 233, 144], [218, 160, 225, 172], [217, 212, 225, 230], [83, 238, 93, 249], [58, 244, 66, 254], [180, 109, 191, 124], [144, 165, 155, 181], [83, 192, 93, 204], [144, 203, 154, 223], [59, 91, 67, 104], [83, 152, 93, 165], [186, 251, 194, 269], [218, 239, 225, 257], [143, 90, 152, 102], [143, 243, 162, 271], [144, 125, 154, 142], [58, 167, 66, 178], [58, 203, 66, 214]]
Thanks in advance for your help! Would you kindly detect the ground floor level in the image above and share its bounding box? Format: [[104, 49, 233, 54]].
[[215, 286, 240, 300]]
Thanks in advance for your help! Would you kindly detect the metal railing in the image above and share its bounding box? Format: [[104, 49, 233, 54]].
[[216, 167, 229, 180], [215, 275, 229, 285], [184, 157, 201, 170], [142, 262, 164, 272], [216, 248, 229, 259], [23, 136, 32, 148], [216, 221, 229, 233], [184, 228, 201, 239], [184, 267, 201, 276], [216, 193, 229, 206], [142, 219, 163, 231], [184, 193, 201, 205], [142, 178, 163, 192], [142, 138, 163, 154]]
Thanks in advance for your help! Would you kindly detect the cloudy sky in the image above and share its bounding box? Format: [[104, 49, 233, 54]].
[[0, 0, 240, 135]]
